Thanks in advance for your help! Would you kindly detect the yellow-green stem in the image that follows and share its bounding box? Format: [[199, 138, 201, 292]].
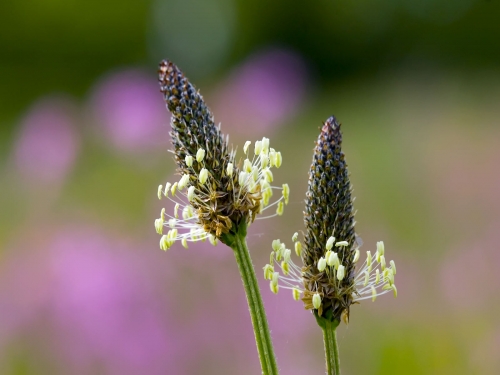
[[226, 223, 279, 375], [316, 314, 341, 375]]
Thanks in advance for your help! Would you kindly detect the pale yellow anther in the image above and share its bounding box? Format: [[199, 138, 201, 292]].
[[168, 228, 178, 239], [157, 185, 163, 200], [272, 239, 281, 252], [326, 236, 335, 251], [353, 249, 360, 263], [295, 241, 302, 257], [260, 152, 269, 169], [335, 241, 349, 247], [239, 171, 248, 186], [275, 152, 282, 168], [263, 264, 274, 280], [392, 284, 398, 298], [390, 260, 396, 275], [182, 237, 188, 249], [371, 286, 377, 301], [209, 234, 218, 246], [269, 150, 276, 167], [226, 162, 233, 177], [282, 183, 290, 204], [317, 257, 327, 272], [281, 261, 290, 275], [159, 235, 170, 251], [377, 241, 385, 256], [187, 186, 196, 202], [243, 141, 251, 154], [276, 201, 284, 216], [178, 174, 190, 190], [292, 288, 301, 301], [327, 252, 339, 268], [185, 155, 193, 167], [270, 282, 279, 294], [243, 159, 252, 173], [251, 166, 259, 181], [375, 269, 380, 284], [364, 271, 370, 286], [174, 203, 180, 218], [271, 272, 279, 288], [366, 251, 372, 270], [380, 255, 386, 271], [196, 148, 205, 163], [283, 249, 292, 263], [262, 137, 270, 154], [171, 182, 178, 196], [312, 293, 322, 309], [163, 182, 171, 197], [198, 168, 208, 185], [337, 264, 345, 281], [254, 140, 263, 155], [161, 208, 166, 221], [182, 205, 194, 220], [155, 218, 164, 234], [263, 168, 273, 183], [292, 232, 298, 242]]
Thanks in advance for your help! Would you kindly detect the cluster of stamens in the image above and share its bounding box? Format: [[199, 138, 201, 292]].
[[154, 137, 289, 250], [264, 233, 397, 318]]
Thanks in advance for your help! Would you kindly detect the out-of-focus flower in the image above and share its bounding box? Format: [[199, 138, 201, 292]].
[[212, 49, 309, 136], [89, 68, 166, 154], [12, 96, 80, 185], [154, 60, 289, 249], [264, 116, 397, 323]]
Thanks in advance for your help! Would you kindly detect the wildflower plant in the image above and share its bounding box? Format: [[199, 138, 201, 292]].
[[154, 60, 288, 374], [263, 116, 398, 374]]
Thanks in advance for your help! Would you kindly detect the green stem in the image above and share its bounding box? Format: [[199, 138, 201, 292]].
[[226, 224, 279, 375], [316, 315, 341, 375]]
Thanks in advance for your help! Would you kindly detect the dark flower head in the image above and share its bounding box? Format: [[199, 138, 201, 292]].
[[264, 116, 397, 324], [155, 60, 289, 248]]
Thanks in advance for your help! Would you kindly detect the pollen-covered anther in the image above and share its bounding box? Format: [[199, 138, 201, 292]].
[[292, 288, 301, 301], [226, 163, 233, 177], [276, 201, 284, 216], [163, 182, 171, 197], [282, 184, 290, 204], [292, 232, 298, 242], [295, 241, 302, 257], [337, 265, 345, 281], [155, 218, 164, 234], [157, 185, 163, 200], [326, 236, 335, 251], [178, 174, 190, 190], [312, 293, 322, 309], [185, 155, 193, 167], [243, 141, 251, 154], [171, 182, 178, 196], [187, 186, 196, 201], [335, 241, 349, 247], [199, 168, 209, 185], [318, 257, 327, 272], [196, 148, 205, 163]]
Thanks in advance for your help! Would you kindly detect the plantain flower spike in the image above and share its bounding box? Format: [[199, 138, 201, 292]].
[[263, 116, 397, 323], [155, 60, 289, 250]]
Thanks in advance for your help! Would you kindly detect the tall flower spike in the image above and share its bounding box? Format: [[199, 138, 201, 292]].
[[157, 60, 286, 374], [264, 116, 398, 324]]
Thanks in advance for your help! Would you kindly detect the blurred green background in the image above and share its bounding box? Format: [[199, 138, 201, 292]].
[[1, 1, 499, 374]]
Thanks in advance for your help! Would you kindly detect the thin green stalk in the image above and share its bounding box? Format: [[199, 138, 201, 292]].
[[226, 223, 279, 375], [316, 314, 341, 375]]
